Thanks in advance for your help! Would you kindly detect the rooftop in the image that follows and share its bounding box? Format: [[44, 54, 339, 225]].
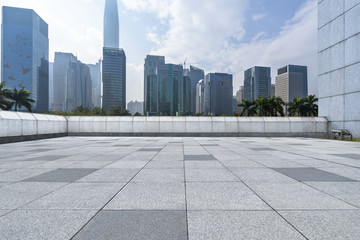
[[0, 137, 359, 239]]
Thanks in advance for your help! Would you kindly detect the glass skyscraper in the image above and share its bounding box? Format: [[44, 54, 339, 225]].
[[188, 65, 204, 114], [1, 6, 49, 112], [243, 66, 271, 101], [102, 0, 126, 111]]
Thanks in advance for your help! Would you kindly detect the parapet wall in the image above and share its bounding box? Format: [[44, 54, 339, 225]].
[[0, 111, 329, 143]]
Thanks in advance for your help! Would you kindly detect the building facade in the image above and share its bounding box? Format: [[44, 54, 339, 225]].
[[233, 86, 243, 114], [49, 62, 54, 110], [318, 0, 360, 136], [88, 60, 102, 108], [195, 79, 205, 114], [53, 52, 92, 112], [127, 100, 144, 115], [188, 65, 205, 114], [157, 64, 183, 116], [203, 73, 233, 115], [1, 6, 49, 112], [243, 66, 271, 101], [144, 55, 165, 115], [275, 65, 308, 103]]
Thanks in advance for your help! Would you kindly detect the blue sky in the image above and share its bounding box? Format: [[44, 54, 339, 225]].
[[0, 0, 318, 103]]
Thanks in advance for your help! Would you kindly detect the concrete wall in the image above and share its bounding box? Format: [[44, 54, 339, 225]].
[[0, 111, 67, 143], [67, 116, 328, 137], [0, 112, 329, 141], [318, 0, 360, 137]]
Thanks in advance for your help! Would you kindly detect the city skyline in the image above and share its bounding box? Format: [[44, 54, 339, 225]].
[[0, 0, 318, 103]]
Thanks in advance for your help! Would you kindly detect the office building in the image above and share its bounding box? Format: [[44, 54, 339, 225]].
[[49, 62, 54, 110], [127, 100, 143, 115], [195, 79, 205, 114], [318, 1, 360, 136], [243, 66, 271, 101], [182, 69, 192, 114], [203, 73, 233, 115], [88, 60, 102, 108], [189, 65, 205, 114], [234, 86, 243, 114], [102, 0, 126, 111], [271, 84, 275, 96], [275, 65, 308, 103], [53, 52, 92, 112], [1, 6, 49, 112], [157, 64, 183, 116], [144, 55, 165, 115]]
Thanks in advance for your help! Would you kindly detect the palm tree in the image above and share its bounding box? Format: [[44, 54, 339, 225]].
[[8, 87, 35, 112], [288, 97, 306, 116], [303, 95, 318, 117], [254, 96, 271, 116], [268, 96, 285, 116], [0, 82, 12, 110], [239, 98, 257, 116]]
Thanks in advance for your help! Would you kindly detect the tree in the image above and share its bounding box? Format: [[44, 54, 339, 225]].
[[254, 96, 271, 116], [109, 106, 131, 116], [303, 95, 318, 117], [7, 87, 35, 112], [268, 96, 285, 116], [0, 82, 12, 110], [288, 97, 306, 116], [239, 98, 257, 116]]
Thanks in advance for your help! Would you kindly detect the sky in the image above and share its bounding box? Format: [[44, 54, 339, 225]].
[[0, 0, 318, 104]]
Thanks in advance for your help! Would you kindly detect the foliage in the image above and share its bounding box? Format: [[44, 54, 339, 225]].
[[7, 87, 35, 112], [133, 112, 142, 116], [108, 106, 131, 116], [288, 95, 318, 117], [46, 106, 130, 116], [238, 98, 257, 116], [0, 82, 12, 110]]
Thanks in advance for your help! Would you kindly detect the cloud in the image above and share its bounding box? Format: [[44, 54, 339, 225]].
[[252, 13, 266, 21], [126, 63, 144, 103]]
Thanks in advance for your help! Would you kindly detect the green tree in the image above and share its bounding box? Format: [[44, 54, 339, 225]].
[[268, 96, 285, 116], [0, 82, 12, 110], [303, 95, 318, 117], [288, 97, 305, 116], [254, 96, 271, 116], [91, 107, 107, 116], [7, 87, 35, 112], [109, 106, 131, 116], [239, 98, 257, 116]]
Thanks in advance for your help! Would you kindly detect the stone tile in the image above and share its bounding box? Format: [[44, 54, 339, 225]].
[[184, 155, 217, 161], [248, 182, 356, 210], [306, 182, 360, 207], [221, 160, 264, 168], [105, 160, 149, 169], [188, 211, 305, 240], [272, 168, 356, 182], [26, 160, 78, 169], [104, 182, 186, 210], [0, 182, 67, 210], [185, 169, 239, 182], [23, 182, 124, 210], [280, 210, 360, 240], [132, 169, 184, 182], [185, 161, 224, 169], [201, 144, 218, 146], [186, 182, 269, 210], [112, 144, 131, 147], [332, 153, 360, 159], [232, 168, 297, 183], [138, 148, 162, 152], [64, 161, 114, 169], [145, 160, 184, 169], [73, 210, 187, 240], [0, 168, 56, 182], [77, 169, 140, 182], [24, 155, 69, 161], [0, 209, 97, 240], [22, 168, 98, 182], [250, 147, 275, 151]]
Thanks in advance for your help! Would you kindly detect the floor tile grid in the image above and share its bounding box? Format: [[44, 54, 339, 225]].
[[199, 143, 310, 239], [219, 142, 360, 209], [182, 140, 190, 240], [70, 145, 166, 239]]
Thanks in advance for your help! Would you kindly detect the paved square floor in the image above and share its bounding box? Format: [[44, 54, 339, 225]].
[[0, 137, 359, 239]]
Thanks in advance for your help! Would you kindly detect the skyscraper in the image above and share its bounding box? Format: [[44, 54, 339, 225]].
[[53, 52, 92, 112], [195, 79, 205, 114], [144, 55, 165, 115], [203, 73, 233, 115], [88, 60, 102, 108], [102, 0, 126, 111], [275, 65, 308, 103], [243, 66, 271, 101], [49, 62, 54, 110], [1, 6, 49, 112], [157, 64, 183, 116], [189, 65, 205, 114]]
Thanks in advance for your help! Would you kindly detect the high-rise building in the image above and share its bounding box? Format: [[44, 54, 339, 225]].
[[271, 84, 275, 96], [234, 86, 243, 114], [144, 55, 165, 115], [102, 0, 126, 111], [275, 65, 308, 103], [1, 6, 49, 112], [88, 60, 102, 108], [182, 70, 192, 114], [243, 66, 271, 101], [127, 100, 143, 115], [318, 1, 360, 137], [49, 62, 53, 110], [195, 79, 205, 114], [189, 65, 205, 114], [53, 52, 92, 112], [157, 64, 183, 116], [203, 73, 233, 115]]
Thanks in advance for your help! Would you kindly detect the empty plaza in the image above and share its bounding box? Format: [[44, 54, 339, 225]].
[[0, 137, 360, 239]]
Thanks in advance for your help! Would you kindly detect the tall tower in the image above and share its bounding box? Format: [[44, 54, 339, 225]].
[[102, 0, 126, 111], [104, 0, 119, 48], [243, 66, 271, 101]]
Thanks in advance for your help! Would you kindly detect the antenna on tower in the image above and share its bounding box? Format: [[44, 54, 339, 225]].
[[183, 57, 187, 69]]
